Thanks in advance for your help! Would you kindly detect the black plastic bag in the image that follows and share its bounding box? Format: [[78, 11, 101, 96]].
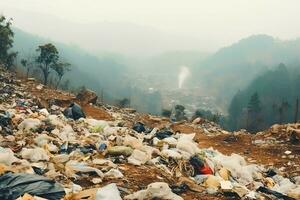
[[63, 102, 86, 120], [132, 122, 146, 133], [0, 172, 65, 200], [257, 186, 296, 200], [0, 112, 13, 135], [155, 130, 173, 139]]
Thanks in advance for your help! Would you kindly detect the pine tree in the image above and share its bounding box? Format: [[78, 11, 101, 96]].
[[247, 92, 262, 132]]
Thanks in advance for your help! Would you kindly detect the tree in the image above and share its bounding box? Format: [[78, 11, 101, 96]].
[[118, 98, 130, 108], [0, 15, 17, 69], [52, 62, 71, 89], [247, 92, 262, 132], [161, 109, 172, 118], [21, 58, 33, 78], [194, 109, 221, 123], [273, 100, 290, 124], [61, 79, 71, 91], [36, 43, 59, 85], [295, 98, 299, 123], [172, 104, 187, 121], [20, 59, 28, 73]]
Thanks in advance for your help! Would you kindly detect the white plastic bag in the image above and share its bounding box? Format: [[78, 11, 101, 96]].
[[96, 183, 122, 200]]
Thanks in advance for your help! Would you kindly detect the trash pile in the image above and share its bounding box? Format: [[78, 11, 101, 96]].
[[254, 123, 300, 145], [191, 117, 230, 136], [0, 67, 299, 200]]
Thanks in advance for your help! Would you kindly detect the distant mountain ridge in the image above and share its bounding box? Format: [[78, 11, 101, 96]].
[[191, 34, 300, 108]]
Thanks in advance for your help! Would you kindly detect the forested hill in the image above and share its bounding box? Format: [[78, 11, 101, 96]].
[[191, 35, 300, 103]]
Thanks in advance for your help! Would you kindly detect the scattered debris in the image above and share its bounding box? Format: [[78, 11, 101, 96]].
[[0, 66, 298, 199]]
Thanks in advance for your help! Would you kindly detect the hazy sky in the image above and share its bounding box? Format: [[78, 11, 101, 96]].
[[1, 0, 300, 55]]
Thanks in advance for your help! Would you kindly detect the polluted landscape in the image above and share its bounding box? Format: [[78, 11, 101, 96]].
[[0, 1, 300, 200]]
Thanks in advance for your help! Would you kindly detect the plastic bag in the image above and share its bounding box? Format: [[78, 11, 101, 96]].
[[125, 182, 183, 200], [96, 183, 122, 200], [0, 172, 65, 200], [63, 103, 85, 120]]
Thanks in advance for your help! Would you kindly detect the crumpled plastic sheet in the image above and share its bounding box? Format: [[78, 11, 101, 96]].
[[0, 172, 65, 200]]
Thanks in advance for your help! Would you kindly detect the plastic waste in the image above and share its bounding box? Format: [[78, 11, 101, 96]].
[[79, 144, 96, 154], [132, 122, 146, 133], [189, 155, 213, 176], [220, 180, 233, 191], [0, 147, 19, 165], [211, 153, 259, 185], [34, 134, 54, 147], [18, 118, 41, 131], [39, 108, 49, 116], [161, 149, 182, 159], [56, 125, 76, 142], [99, 143, 107, 151], [171, 183, 189, 195], [0, 172, 65, 200], [128, 149, 150, 166], [65, 160, 104, 178], [104, 169, 124, 178], [63, 103, 85, 120], [123, 135, 143, 149], [96, 183, 122, 200], [92, 159, 117, 168], [257, 186, 296, 200], [124, 182, 183, 200], [204, 175, 221, 190], [176, 133, 200, 156], [21, 148, 49, 162], [218, 167, 230, 180], [52, 154, 70, 163], [86, 118, 108, 129], [107, 146, 133, 156], [0, 112, 13, 134], [155, 130, 173, 139]]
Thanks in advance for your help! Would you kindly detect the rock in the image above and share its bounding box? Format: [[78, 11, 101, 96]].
[[76, 89, 98, 104]]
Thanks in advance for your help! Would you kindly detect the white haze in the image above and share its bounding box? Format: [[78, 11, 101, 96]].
[[1, 0, 300, 56], [178, 66, 191, 89]]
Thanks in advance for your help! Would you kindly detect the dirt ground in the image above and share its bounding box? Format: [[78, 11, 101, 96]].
[[24, 78, 299, 200]]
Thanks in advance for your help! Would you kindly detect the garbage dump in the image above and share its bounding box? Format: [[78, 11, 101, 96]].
[[0, 67, 299, 199]]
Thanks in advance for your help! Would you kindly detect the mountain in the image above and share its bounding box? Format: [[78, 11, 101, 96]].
[[227, 63, 300, 131], [191, 35, 300, 109]]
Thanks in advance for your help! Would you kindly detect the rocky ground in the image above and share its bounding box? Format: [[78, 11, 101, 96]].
[[0, 67, 299, 200]]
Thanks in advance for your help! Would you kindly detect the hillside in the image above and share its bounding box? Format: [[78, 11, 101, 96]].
[[191, 35, 300, 105], [12, 28, 130, 103], [0, 66, 299, 199]]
